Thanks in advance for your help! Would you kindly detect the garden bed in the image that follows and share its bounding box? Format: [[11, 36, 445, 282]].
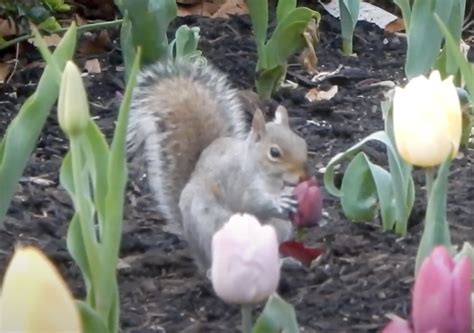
[[0, 2, 473, 332]]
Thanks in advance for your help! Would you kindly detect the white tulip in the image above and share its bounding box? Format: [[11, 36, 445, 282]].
[[211, 214, 280, 305], [393, 70, 462, 167]]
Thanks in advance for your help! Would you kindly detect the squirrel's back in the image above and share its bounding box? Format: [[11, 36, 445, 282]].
[[127, 60, 247, 225]]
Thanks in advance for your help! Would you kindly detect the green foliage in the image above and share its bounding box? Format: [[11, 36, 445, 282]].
[[247, 0, 320, 99], [338, 0, 360, 55], [0, 0, 70, 48], [394, 0, 466, 79], [252, 294, 300, 333], [415, 156, 452, 274], [58, 48, 142, 332], [436, 14, 474, 147], [118, 0, 177, 78], [324, 97, 415, 235], [168, 25, 206, 65], [0, 23, 77, 226]]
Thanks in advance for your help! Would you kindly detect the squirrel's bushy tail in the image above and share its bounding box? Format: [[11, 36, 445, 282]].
[[127, 60, 247, 225]]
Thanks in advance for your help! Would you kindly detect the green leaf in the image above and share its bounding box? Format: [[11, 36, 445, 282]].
[[98, 47, 142, 331], [42, 0, 71, 12], [276, 0, 296, 23], [76, 301, 109, 333], [323, 130, 414, 235], [443, 0, 466, 77], [38, 16, 61, 32], [339, 0, 360, 55], [415, 156, 452, 273], [262, 8, 318, 70], [393, 0, 412, 30], [405, 0, 453, 78], [122, 0, 177, 66], [435, 14, 474, 97], [169, 25, 203, 63], [0, 23, 77, 225], [255, 65, 286, 100], [252, 294, 300, 333], [246, 0, 269, 55], [340, 152, 378, 221], [119, 16, 134, 81]]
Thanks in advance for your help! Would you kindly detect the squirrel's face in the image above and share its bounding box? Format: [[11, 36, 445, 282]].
[[249, 106, 309, 186]]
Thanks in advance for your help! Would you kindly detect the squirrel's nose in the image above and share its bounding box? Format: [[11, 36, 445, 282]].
[[299, 164, 311, 182]]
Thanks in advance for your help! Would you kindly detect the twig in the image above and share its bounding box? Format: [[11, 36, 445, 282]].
[[0, 19, 123, 50]]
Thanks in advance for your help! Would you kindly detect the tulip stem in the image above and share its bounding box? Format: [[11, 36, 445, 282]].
[[424, 167, 436, 204], [241, 304, 253, 333]]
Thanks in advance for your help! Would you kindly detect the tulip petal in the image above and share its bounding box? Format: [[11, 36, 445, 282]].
[[279, 241, 323, 268], [452, 257, 472, 333], [381, 316, 412, 333], [413, 246, 453, 332], [292, 177, 322, 227], [0, 246, 81, 332], [211, 214, 280, 305]]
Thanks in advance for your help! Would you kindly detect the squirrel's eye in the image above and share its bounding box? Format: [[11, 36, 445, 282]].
[[269, 146, 282, 159]]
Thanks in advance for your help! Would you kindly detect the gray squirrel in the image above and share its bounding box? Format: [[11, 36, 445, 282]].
[[127, 60, 310, 273]]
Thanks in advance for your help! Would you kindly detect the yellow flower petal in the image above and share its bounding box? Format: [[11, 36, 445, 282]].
[[0, 246, 81, 332]]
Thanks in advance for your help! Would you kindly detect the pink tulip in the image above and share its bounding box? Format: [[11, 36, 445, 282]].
[[382, 246, 472, 333], [211, 214, 280, 305], [292, 176, 323, 227]]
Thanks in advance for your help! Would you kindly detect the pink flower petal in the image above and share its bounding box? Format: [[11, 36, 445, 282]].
[[381, 316, 412, 333], [279, 241, 323, 268], [452, 257, 472, 333], [413, 247, 453, 332], [292, 177, 323, 227]]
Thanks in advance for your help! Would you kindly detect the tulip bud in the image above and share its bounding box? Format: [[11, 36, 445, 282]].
[[292, 176, 322, 227], [393, 70, 462, 167], [0, 246, 81, 332], [58, 61, 90, 137], [211, 214, 280, 305]]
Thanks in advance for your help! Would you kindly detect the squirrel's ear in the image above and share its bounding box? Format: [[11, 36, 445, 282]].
[[273, 105, 289, 127], [250, 109, 266, 142]]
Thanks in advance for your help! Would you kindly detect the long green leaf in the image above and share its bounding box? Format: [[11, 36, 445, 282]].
[[339, 0, 360, 55], [393, 0, 411, 29], [276, 0, 296, 23], [0, 23, 77, 225], [435, 14, 474, 96], [252, 294, 300, 333], [415, 156, 452, 273], [77, 301, 109, 333], [262, 8, 318, 69], [246, 0, 269, 56], [99, 47, 142, 330], [405, 0, 453, 78]]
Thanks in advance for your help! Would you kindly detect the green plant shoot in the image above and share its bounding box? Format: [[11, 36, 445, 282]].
[[338, 0, 360, 55], [57, 47, 142, 332], [0, 23, 77, 226], [246, 0, 320, 99], [393, 0, 466, 79], [324, 95, 415, 235], [252, 294, 300, 333]]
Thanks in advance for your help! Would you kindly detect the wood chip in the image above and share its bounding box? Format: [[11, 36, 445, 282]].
[[84, 58, 101, 73]]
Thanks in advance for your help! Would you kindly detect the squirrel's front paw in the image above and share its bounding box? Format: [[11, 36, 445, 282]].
[[275, 193, 298, 218]]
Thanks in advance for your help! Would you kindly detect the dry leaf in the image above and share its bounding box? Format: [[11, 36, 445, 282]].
[[299, 19, 319, 74], [385, 18, 405, 33], [0, 62, 12, 83], [0, 17, 17, 37], [27, 33, 62, 47], [74, 14, 89, 27], [177, 2, 219, 16], [84, 58, 101, 74], [212, 0, 248, 18], [305, 85, 338, 102], [79, 30, 110, 55]]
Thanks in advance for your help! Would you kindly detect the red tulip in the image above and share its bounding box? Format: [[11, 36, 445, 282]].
[[382, 246, 472, 333], [292, 177, 323, 227]]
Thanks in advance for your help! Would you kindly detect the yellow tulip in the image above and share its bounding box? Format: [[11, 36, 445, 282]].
[[393, 70, 462, 167], [0, 246, 81, 332], [58, 61, 90, 137]]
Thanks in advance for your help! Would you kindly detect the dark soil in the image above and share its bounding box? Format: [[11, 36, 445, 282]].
[[1, 2, 473, 333]]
